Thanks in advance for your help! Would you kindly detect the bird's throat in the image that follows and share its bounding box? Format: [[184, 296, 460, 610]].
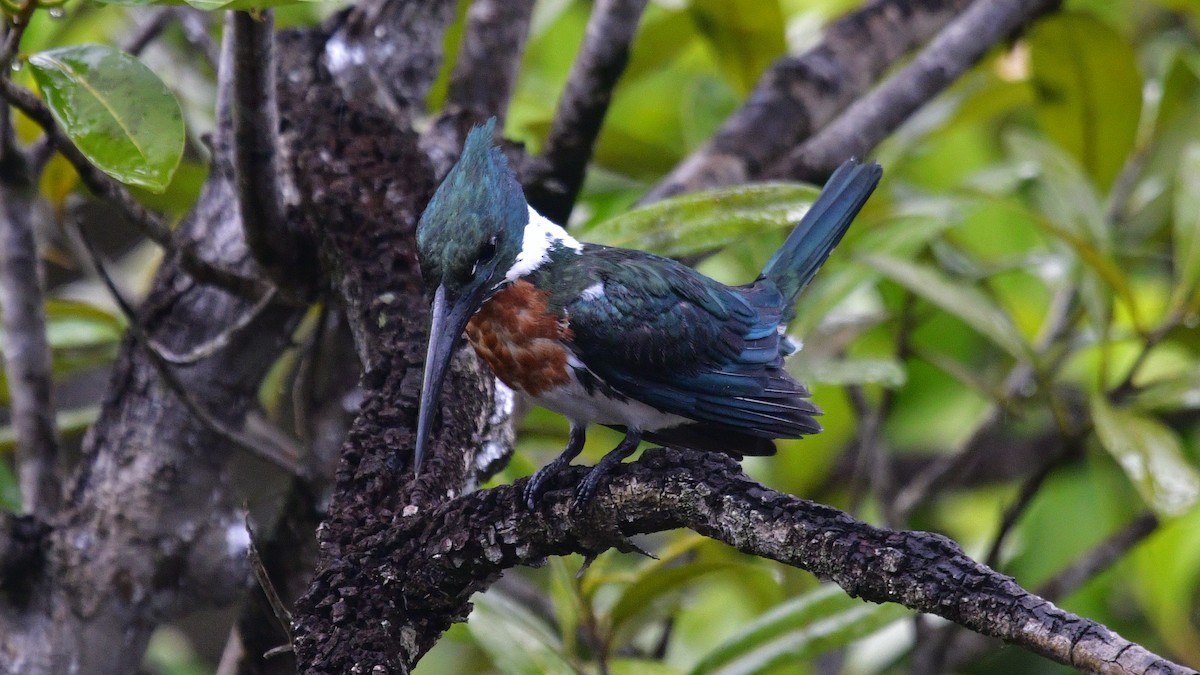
[[504, 207, 582, 282]]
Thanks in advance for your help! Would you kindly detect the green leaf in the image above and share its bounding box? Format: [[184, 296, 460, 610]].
[[790, 209, 958, 337], [43, 299, 124, 350], [609, 560, 740, 641], [468, 592, 575, 675], [1155, 49, 1200, 135], [0, 406, 100, 454], [0, 300, 124, 405], [1027, 12, 1142, 190], [863, 254, 1030, 360], [688, 585, 910, 675], [580, 183, 821, 258], [1131, 367, 1200, 413], [603, 534, 721, 635], [1090, 395, 1200, 517], [28, 44, 184, 192], [0, 456, 19, 511], [1005, 132, 1107, 247], [687, 0, 785, 94], [610, 660, 684, 675], [791, 357, 906, 388], [1172, 143, 1200, 307]]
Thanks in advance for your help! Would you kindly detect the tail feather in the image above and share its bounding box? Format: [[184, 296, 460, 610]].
[[761, 159, 882, 321]]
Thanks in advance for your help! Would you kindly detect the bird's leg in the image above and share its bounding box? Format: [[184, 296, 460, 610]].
[[575, 429, 642, 508], [524, 423, 587, 509]]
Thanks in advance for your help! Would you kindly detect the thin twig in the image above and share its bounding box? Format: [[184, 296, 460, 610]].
[[77, 230, 305, 477], [771, 0, 1060, 182], [983, 436, 1084, 568], [894, 285, 1080, 519], [0, 0, 36, 73], [121, 7, 176, 56], [244, 510, 295, 641], [0, 78, 264, 295], [522, 0, 649, 223], [229, 11, 295, 287], [0, 177, 61, 516], [175, 8, 220, 71], [151, 287, 277, 365]]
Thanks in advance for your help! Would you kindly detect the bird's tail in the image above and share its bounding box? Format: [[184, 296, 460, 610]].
[[760, 159, 883, 322]]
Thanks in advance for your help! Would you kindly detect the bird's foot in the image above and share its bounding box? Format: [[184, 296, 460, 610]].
[[524, 425, 588, 510], [572, 466, 608, 510], [523, 460, 566, 509], [572, 430, 642, 510]]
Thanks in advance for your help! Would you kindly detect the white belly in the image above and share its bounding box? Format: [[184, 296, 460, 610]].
[[531, 368, 689, 431]]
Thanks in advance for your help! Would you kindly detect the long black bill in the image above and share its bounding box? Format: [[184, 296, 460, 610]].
[[414, 283, 484, 475]]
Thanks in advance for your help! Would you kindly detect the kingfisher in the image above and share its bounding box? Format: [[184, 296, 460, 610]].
[[414, 119, 881, 508]]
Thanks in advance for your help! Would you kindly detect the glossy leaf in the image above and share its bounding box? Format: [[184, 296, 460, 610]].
[[611, 660, 683, 675], [792, 357, 907, 388], [687, 0, 786, 94], [790, 208, 958, 337], [864, 254, 1030, 360], [1091, 395, 1200, 517], [468, 592, 574, 675], [43, 299, 124, 350], [1131, 367, 1200, 413], [688, 585, 909, 675], [1028, 13, 1142, 190], [581, 183, 820, 258], [28, 44, 184, 192], [1172, 143, 1200, 306]]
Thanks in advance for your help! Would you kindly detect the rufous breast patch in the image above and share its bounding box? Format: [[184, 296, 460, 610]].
[[466, 280, 573, 396]]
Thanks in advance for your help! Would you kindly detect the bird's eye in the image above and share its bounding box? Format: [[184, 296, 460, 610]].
[[479, 239, 498, 263]]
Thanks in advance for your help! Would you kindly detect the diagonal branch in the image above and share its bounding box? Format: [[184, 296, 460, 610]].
[[295, 447, 1190, 673], [770, 0, 1061, 182], [643, 0, 974, 202], [0, 78, 263, 296], [446, 0, 537, 119], [420, 0, 537, 179], [522, 0, 649, 223]]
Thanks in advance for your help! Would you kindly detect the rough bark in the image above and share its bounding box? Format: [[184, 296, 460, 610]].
[[643, 0, 974, 202], [0, 164, 303, 675]]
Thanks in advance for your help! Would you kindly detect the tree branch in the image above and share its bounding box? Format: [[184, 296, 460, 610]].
[[936, 512, 1164, 673], [295, 447, 1190, 673], [522, 0, 649, 223], [323, 0, 459, 120], [420, 0, 537, 179], [643, 0, 974, 202], [0, 78, 263, 296], [0, 176, 60, 517], [446, 0, 536, 119], [771, 0, 1061, 182], [0, 26, 309, 669], [228, 10, 311, 292]]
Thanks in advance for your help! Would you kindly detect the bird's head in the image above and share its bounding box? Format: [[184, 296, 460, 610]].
[[413, 118, 527, 474]]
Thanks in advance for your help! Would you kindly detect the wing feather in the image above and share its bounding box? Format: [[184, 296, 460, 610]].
[[560, 246, 820, 438]]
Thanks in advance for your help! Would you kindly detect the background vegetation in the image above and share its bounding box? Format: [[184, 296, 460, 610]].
[[1, 0, 1198, 673]]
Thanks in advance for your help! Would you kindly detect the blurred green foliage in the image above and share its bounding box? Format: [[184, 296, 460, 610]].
[[2, 0, 1198, 673]]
